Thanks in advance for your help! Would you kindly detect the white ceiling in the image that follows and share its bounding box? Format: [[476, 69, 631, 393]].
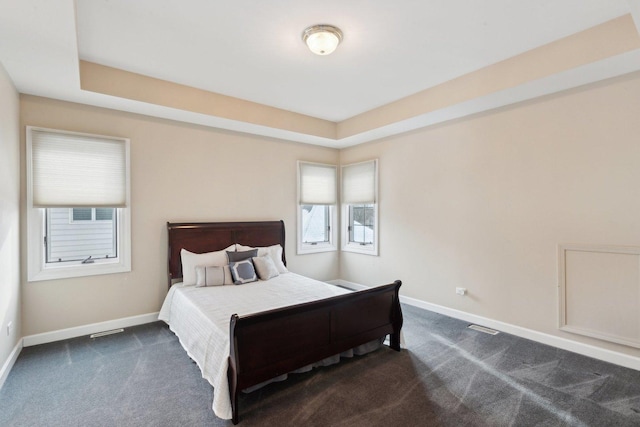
[[0, 0, 638, 146]]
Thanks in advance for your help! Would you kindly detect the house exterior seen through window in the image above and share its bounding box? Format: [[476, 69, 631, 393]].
[[300, 205, 330, 244], [46, 208, 117, 263], [348, 203, 375, 244]]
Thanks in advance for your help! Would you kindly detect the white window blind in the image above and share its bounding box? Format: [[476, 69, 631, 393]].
[[299, 162, 337, 205], [342, 160, 377, 204], [30, 128, 128, 207]]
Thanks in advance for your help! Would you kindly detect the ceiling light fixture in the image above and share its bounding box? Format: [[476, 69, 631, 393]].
[[302, 24, 343, 56]]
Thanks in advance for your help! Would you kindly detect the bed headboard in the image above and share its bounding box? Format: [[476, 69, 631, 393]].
[[167, 220, 286, 287]]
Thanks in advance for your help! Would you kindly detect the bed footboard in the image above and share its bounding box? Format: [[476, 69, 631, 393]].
[[227, 280, 402, 424]]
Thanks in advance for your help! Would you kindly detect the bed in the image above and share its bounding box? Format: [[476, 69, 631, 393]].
[[159, 220, 402, 424]]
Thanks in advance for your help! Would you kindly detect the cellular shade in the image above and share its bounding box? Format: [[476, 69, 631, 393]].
[[299, 162, 337, 205], [30, 129, 128, 207], [342, 160, 377, 204]]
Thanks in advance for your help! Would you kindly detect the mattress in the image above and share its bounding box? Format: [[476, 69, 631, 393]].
[[158, 273, 381, 420]]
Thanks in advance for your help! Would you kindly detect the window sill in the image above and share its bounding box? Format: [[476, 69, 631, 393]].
[[297, 243, 337, 255], [342, 244, 378, 256], [28, 260, 131, 282]]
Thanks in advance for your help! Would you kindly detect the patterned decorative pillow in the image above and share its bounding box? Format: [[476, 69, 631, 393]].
[[252, 254, 279, 280], [229, 259, 258, 285]]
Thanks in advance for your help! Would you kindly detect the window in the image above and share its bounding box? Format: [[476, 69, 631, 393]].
[[297, 161, 337, 254], [72, 207, 93, 222], [70, 207, 114, 223], [26, 127, 131, 281], [342, 159, 378, 255]]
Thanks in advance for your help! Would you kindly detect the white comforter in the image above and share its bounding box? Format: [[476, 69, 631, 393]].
[[158, 273, 359, 420]]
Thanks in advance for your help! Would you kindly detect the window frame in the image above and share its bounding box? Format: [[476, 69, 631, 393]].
[[297, 161, 337, 255], [341, 159, 379, 256], [26, 126, 131, 282], [341, 203, 379, 255]]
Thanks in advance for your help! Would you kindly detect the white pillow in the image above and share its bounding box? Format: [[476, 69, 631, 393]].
[[181, 245, 235, 285], [236, 244, 288, 274], [252, 255, 279, 280]]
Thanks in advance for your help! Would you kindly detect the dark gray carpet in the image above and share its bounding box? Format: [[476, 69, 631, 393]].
[[2, 304, 640, 426]]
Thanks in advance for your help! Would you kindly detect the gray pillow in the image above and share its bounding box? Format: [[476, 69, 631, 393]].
[[227, 249, 258, 263], [229, 259, 258, 285]]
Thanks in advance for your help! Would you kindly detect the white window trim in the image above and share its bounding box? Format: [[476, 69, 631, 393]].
[[26, 126, 131, 282], [341, 159, 379, 256], [297, 204, 337, 255]]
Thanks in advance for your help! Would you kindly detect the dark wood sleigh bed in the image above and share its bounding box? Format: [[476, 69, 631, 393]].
[[167, 220, 403, 424]]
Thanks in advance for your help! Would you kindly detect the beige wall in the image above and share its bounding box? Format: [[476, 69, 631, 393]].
[[0, 63, 21, 368], [16, 71, 640, 361], [20, 96, 339, 336], [340, 71, 640, 358]]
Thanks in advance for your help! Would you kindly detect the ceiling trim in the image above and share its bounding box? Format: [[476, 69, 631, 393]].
[[79, 61, 336, 140], [338, 15, 640, 139], [629, 0, 640, 34], [337, 49, 640, 148], [76, 14, 640, 148]]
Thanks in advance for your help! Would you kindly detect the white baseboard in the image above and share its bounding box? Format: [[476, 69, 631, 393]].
[[22, 312, 160, 347], [0, 339, 23, 390], [331, 279, 640, 372]]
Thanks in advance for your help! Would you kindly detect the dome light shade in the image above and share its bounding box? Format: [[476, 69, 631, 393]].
[[302, 25, 343, 55]]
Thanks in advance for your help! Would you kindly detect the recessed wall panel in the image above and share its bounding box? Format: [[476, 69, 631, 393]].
[[559, 245, 640, 348]]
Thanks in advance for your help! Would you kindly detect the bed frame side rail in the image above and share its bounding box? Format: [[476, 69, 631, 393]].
[[227, 280, 402, 424]]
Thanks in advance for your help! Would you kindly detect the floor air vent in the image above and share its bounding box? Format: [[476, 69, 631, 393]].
[[468, 324, 499, 335], [90, 328, 124, 338]]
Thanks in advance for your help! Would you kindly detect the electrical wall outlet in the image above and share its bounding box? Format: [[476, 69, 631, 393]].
[[456, 287, 467, 296], [6, 321, 13, 336]]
